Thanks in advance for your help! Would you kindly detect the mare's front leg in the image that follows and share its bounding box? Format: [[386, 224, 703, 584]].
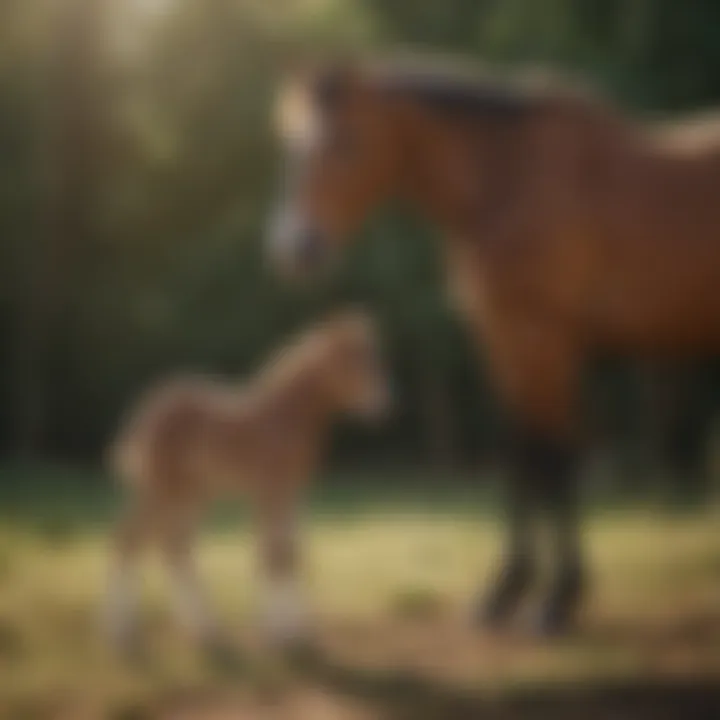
[[476, 320, 585, 635], [477, 424, 539, 627], [534, 437, 584, 635], [478, 423, 556, 628]]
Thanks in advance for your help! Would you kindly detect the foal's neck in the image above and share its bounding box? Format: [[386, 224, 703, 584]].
[[255, 351, 334, 428]]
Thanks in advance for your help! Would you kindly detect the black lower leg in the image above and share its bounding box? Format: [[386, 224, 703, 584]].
[[478, 486, 536, 626], [534, 439, 586, 636], [477, 424, 544, 627]]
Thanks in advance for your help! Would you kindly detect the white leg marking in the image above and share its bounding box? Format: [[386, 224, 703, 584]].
[[103, 562, 137, 649], [262, 576, 310, 644], [169, 565, 217, 640]]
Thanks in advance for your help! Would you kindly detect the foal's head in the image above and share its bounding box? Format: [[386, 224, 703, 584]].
[[311, 311, 391, 419], [268, 61, 404, 278]]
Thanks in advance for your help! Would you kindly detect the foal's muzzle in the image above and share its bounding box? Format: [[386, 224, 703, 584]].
[[359, 381, 394, 422]]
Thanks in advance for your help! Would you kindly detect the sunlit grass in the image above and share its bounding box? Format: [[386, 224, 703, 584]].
[[0, 497, 717, 717]]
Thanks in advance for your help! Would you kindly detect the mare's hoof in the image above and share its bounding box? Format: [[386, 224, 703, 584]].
[[528, 605, 577, 638], [282, 637, 323, 671], [530, 567, 586, 639], [474, 558, 535, 629]]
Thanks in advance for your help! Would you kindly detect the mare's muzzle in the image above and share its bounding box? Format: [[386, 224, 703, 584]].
[[267, 206, 330, 279]]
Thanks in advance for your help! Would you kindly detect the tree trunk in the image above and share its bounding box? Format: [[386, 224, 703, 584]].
[[13, 0, 107, 458]]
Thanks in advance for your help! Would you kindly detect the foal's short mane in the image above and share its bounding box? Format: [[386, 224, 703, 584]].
[[257, 332, 321, 393]]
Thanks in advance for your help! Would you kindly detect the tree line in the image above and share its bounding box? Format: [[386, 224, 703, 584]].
[[0, 0, 719, 496]]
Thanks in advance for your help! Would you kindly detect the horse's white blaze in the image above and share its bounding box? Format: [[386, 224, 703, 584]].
[[275, 80, 324, 152], [267, 202, 307, 264]]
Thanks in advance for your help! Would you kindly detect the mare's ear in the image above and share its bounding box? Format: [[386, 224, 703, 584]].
[[313, 54, 361, 110], [272, 44, 357, 88], [270, 39, 314, 81], [273, 51, 360, 140]]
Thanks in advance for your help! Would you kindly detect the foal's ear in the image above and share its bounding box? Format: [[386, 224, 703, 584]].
[[322, 306, 375, 338]]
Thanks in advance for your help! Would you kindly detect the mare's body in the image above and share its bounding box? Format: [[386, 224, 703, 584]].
[[268, 56, 720, 633]]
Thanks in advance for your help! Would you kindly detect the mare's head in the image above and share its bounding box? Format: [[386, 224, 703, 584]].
[[268, 53, 607, 276], [311, 310, 391, 420], [267, 60, 404, 278], [266, 55, 548, 279]]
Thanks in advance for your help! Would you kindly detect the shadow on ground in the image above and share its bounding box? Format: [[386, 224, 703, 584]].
[[286, 647, 720, 720]]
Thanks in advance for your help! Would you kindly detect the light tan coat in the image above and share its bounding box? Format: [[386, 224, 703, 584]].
[[104, 311, 389, 650]]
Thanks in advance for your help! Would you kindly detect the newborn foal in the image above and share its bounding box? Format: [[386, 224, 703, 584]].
[[104, 311, 389, 651]]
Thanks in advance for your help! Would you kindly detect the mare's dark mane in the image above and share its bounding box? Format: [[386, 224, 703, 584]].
[[374, 67, 532, 117], [312, 56, 602, 120]]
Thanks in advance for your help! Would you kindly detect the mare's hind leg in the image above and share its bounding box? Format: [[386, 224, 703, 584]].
[[477, 429, 538, 627]]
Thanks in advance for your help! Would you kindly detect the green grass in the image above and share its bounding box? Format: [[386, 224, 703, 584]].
[[0, 467, 717, 718]]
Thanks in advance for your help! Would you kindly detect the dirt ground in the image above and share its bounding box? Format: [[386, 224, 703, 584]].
[[0, 510, 717, 719]]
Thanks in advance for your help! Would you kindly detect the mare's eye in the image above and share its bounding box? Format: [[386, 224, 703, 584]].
[[323, 129, 355, 159]]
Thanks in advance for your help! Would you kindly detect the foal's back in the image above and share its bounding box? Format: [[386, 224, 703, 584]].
[[112, 375, 274, 498]]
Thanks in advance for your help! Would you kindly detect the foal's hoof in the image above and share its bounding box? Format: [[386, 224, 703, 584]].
[[262, 606, 315, 657], [110, 633, 149, 668], [203, 637, 246, 674]]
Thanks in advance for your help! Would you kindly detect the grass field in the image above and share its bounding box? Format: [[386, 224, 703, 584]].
[[0, 468, 718, 719]]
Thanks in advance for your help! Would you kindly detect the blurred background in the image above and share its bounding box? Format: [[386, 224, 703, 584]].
[[2, 0, 720, 498], [0, 2, 718, 717]]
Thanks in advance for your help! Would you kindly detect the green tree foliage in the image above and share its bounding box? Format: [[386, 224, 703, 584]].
[[0, 0, 718, 488]]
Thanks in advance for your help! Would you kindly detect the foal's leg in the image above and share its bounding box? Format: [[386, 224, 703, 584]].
[[160, 502, 220, 645], [255, 491, 309, 646], [104, 499, 155, 652]]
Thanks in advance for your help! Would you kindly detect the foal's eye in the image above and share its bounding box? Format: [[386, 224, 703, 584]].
[[350, 344, 377, 371]]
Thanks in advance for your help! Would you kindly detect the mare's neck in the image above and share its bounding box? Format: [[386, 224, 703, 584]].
[[394, 105, 495, 238], [394, 95, 630, 240]]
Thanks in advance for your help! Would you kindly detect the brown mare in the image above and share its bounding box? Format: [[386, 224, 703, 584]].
[[105, 311, 389, 651], [267, 55, 720, 636]]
